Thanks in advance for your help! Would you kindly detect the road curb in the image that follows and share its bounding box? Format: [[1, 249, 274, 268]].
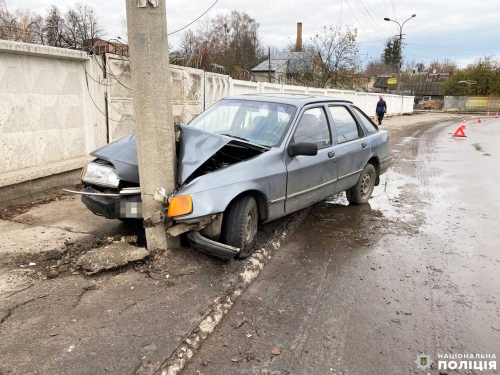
[[151, 209, 309, 375]]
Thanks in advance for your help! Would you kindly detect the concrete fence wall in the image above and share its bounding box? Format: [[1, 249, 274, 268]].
[[444, 96, 500, 112], [0, 40, 107, 194], [0, 41, 414, 205]]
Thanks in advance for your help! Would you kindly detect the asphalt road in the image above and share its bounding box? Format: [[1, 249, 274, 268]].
[[183, 117, 500, 374]]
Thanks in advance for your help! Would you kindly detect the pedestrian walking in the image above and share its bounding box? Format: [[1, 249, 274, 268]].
[[376, 96, 387, 125]]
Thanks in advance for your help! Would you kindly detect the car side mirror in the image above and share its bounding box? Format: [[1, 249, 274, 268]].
[[288, 142, 318, 157]]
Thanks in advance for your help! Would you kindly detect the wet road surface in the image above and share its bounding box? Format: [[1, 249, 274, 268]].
[[183, 118, 500, 374]]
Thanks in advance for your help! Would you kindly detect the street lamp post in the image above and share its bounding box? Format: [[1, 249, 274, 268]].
[[384, 14, 416, 95]]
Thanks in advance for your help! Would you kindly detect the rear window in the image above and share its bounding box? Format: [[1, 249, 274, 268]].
[[328, 106, 361, 144], [352, 107, 379, 134]]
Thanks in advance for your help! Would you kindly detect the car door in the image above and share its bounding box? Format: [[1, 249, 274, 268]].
[[285, 106, 338, 213], [327, 105, 370, 193]]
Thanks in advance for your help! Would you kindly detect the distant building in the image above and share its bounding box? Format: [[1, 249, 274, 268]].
[[251, 22, 321, 84], [373, 72, 451, 101], [84, 38, 129, 56], [251, 51, 321, 84]]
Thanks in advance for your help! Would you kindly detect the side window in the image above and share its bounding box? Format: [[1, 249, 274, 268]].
[[292, 107, 332, 150], [329, 106, 361, 144], [352, 106, 378, 134]]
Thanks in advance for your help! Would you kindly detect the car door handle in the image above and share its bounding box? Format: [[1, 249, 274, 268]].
[[361, 142, 368, 148], [328, 151, 335, 158]]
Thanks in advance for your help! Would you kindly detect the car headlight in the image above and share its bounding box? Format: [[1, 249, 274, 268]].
[[82, 162, 120, 188]]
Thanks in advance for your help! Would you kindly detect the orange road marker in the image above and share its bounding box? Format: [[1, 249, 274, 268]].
[[452, 126, 467, 137], [478, 116, 482, 123]]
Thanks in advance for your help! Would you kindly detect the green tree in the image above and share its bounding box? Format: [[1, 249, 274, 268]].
[[442, 56, 500, 96], [383, 37, 401, 71]]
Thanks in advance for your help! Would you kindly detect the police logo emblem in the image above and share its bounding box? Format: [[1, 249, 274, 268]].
[[415, 354, 431, 371]]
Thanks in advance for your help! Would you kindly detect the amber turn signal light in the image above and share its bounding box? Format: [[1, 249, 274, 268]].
[[167, 195, 193, 217]]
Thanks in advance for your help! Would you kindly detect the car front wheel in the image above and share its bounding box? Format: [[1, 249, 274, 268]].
[[346, 163, 376, 205], [221, 195, 258, 259]]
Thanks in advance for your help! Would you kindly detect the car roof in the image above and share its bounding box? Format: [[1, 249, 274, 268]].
[[223, 93, 352, 107]]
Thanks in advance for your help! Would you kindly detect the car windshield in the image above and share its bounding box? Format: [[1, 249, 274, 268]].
[[189, 99, 297, 147]]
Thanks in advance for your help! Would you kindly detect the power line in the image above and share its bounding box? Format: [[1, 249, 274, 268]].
[[391, 0, 397, 20], [344, 0, 382, 54], [362, 0, 394, 35], [407, 44, 494, 57], [352, 0, 388, 39], [381, 0, 390, 17], [407, 42, 497, 53], [356, 0, 392, 38], [167, 0, 219, 36], [83, 72, 130, 123]]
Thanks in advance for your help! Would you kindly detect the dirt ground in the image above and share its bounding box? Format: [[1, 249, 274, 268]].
[[4, 112, 497, 375]]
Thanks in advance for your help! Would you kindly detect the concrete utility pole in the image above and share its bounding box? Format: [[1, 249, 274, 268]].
[[384, 14, 416, 114], [384, 14, 416, 95], [126, 0, 177, 250]]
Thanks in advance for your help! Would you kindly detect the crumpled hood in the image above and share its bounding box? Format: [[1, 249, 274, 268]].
[[177, 125, 231, 185], [90, 133, 140, 184], [90, 125, 235, 185]]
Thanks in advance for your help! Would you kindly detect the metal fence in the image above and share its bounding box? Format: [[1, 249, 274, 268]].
[[444, 96, 500, 112]]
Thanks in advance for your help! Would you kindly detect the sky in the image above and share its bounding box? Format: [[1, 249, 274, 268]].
[[10, 0, 500, 68]]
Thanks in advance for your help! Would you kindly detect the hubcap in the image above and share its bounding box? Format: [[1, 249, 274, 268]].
[[244, 210, 257, 245], [360, 171, 373, 200]]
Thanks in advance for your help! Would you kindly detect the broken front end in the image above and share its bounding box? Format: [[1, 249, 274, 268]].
[[65, 125, 268, 261]]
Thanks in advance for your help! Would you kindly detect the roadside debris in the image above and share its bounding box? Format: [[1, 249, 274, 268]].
[[76, 242, 149, 275], [271, 348, 281, 355]]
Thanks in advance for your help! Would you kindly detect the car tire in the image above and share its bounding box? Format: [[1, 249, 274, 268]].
[[346, 163, 376, 205], [221, 196, 258, 259]]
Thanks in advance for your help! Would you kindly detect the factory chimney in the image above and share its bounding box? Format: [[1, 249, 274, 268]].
[[296, 22, 302, 52]]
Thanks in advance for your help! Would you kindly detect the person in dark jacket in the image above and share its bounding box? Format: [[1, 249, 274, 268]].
[[376, 96, 387, 125]]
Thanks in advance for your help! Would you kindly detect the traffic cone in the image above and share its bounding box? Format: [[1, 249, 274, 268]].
[[453, 126, 467, 137], [487, 112, 490, 117], [462, 119, 466, 129], [496, 113, 499, 119], [478, 116, 482, 123]]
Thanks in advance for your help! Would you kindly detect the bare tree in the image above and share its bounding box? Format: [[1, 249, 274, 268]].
[[364, 58, 392, 77], [64, 3, 104, 50], [171, 11, 264, 78], [428, 58, 457, 73], [295, 26, 361, 89], [0, 2, 105, 50], [44, 5, 66, 47], [403, 59, 426, 73], [0, 5, 43, 43]]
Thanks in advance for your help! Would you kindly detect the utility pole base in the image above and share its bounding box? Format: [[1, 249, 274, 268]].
[[145, 226, 180, 251]]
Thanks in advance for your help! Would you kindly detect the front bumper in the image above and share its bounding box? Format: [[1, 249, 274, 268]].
[[187, 231, 240, 261], [79, 186, 142, 219]]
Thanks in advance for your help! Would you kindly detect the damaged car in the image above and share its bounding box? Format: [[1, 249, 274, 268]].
[[65, 94, 392, 261]]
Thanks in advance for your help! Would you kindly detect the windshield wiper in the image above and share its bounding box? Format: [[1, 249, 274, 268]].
[[221, 134, 250, 142]]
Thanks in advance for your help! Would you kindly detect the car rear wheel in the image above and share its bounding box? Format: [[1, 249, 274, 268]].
[[346, 163, 376, 205], [221, 196, 258, 259]]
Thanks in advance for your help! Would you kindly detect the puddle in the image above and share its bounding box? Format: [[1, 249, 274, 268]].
[[367, 172, 419, 221]]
